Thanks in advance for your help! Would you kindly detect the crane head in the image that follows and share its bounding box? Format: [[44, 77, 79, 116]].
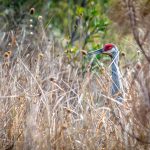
[[103, 43, 115, 52], [88, 43, 118, 58]]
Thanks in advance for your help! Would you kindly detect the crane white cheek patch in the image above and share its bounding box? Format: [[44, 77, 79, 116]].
[[104, 47, 116, 54]]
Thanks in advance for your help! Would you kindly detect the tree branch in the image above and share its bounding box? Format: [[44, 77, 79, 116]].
[[123, 0, 150, 63]]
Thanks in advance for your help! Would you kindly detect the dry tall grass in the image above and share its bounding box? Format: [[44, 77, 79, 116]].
[[0, 16, 150, 150]]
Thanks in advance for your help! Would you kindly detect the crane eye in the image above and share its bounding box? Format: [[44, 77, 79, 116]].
[[105, 46, 112, 51], [109, 46, 112, 50]]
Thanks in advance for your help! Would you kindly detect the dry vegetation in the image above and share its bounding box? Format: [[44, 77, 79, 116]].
[[0, 1, 150, 150]]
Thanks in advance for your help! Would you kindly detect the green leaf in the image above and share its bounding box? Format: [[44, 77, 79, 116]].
[[76, 6, 84, 15]]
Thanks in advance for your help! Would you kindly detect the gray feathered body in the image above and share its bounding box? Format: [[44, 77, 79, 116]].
[[111, 47, 124, 101]]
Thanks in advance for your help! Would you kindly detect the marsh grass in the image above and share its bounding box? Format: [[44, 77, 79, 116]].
[[0, 17, 150, 150]]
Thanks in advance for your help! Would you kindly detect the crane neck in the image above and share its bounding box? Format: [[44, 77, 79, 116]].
[[111, 49, 123, 98]]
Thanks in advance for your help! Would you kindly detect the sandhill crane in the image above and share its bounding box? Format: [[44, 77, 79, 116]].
[[88, 43, 124, 102]]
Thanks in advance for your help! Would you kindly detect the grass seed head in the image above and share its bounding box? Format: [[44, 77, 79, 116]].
[[29, 24, 33, 28], [30, 8, 35, 15], [81, 50, 87, 55], [4, 52, 10, 58], [38, 52, 44, 59], [136, 61, 142, 70], [30, 32, 34, 35], [38, 16, 43, 22], [121, 52, 126, 57], [29, 19, 33, 23], [7, 50, 12, 56]]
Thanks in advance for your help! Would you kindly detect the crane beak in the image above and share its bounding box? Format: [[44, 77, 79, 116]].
[[87, 48, 113, 58], [87, 48, 104, 57]]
